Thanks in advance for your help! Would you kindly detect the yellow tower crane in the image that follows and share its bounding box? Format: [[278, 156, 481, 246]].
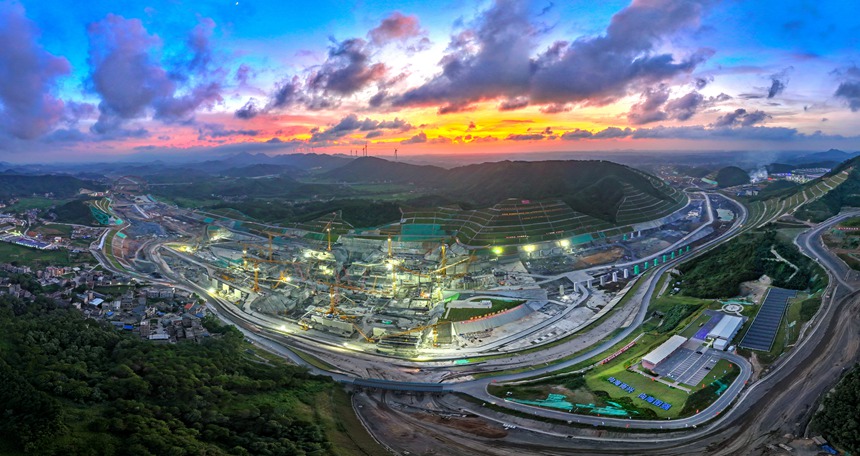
[[440, 244, 447, 278], [251, 260, 261, 293], [327, 287, 338, 315]]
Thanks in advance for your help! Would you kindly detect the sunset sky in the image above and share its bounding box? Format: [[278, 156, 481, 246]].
[[1, 0, 860, 161]]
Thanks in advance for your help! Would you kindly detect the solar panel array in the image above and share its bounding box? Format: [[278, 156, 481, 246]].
[[739, 288, 797, 351]]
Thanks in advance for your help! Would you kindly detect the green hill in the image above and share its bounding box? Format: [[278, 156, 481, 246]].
[[0, 174, 102, 199], [50, 199, 98, 225], [149, 175, 344, 201], [714, 166, 750, 188], [323, 156, 447, 184], [219, 163, 303, 178]]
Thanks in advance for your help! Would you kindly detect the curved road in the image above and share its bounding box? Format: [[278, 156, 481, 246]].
[[95, 194, 857, 437], [118, 192, 757, 432]]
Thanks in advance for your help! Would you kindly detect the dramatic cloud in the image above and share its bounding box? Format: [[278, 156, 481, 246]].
[[631, 125, 802, 141], [438, 101, 476, 114], [368, 12, 423, 45], [310, 113, 413, 142], [767, 67, 791, 98], [664, 91, 704, 121], [87, 15, 222, 134], [309, 38, 387, 96], [592, 126, 633, 139], [560, 128, 593, 140], [713, 108, 770, 127], [63, 101, 97, 125], [835, 81, 860, 112], [235, 99, 261, 119], [368, 91, 387, 107], [395, 0, 713, 113], [401, 131, 428, 144], [0, 4, 70, 139], [530, 0, 713, 105], [540, 103, 571, 114], [694, 76, 711, 89], [197, 123, 259, 140], [394, 0, 535, 109], [506, 133, 544, 141], [628, 87, 705, 124], [627, 86, 671, 124], [268, 77, 305, 109], [185, 18, 216, 74], [235, 64, 254, 85], [833, 67, 860, 112], [499, 97, 529, 111]]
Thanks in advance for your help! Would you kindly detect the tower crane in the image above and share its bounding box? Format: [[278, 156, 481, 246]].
[[250, 259, 261, 293], [322, 216, 336, 252]]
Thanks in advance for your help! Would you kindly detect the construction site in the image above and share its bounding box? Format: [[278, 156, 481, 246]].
[[125, 189, 723, 359]]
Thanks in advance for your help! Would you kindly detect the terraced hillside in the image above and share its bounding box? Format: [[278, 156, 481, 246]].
[[324, 158, 686, 225], [398, 188, 684, 247], [744, 168, 852, 230]]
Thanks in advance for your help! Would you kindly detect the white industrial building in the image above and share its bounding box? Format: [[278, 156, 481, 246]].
[[642, 335, 687, 370], [708, 315, 744, 351]]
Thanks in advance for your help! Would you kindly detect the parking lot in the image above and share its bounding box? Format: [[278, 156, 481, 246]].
[[655, 345, 720, 386]]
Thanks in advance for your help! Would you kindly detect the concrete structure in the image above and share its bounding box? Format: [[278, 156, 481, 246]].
[[642, 335, 687, 370], [448, 299, 492, 309], [708, 315, 744, 351]]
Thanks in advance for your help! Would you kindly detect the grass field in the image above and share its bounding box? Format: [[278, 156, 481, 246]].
[[679, 313, 714, 338], [0, 242, 86, 267], [4, 197, 70, 213], [31, 223, 74, 237], [586, 364, 689, 418], [443, 299, 525, 322]]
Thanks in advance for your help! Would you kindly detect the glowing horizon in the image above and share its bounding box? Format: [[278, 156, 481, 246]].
[[1, 0, 859, 161]]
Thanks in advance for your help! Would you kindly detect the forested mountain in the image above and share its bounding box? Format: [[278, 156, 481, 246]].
[[0, 175, 103, 198], [0, 292, 361, 455], [812, 364, 860, 453], [714, 166, 750, 188]]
